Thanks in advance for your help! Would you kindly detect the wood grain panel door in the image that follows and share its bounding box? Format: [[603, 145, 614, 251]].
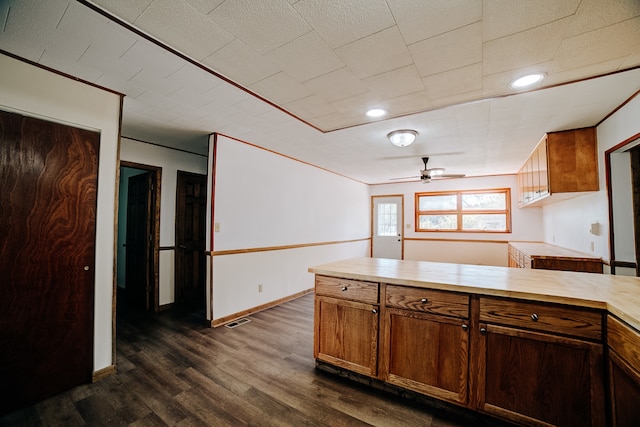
[[125, 172, 153, 311], [175, 171, 206, 309], [0, 109, 98, 414]]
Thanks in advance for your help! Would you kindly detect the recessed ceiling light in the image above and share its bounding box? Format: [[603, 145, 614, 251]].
[[366, 108, 387, 118], [387, 129, 417, 147], [510, 73, 545, 89]]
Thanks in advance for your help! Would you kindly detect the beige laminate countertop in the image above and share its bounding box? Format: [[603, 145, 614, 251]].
[[508, 241, 602, 260], [308, 257, 640, 331]]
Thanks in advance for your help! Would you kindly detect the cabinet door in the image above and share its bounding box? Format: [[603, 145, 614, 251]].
[[384, 309, 469, 404], [476, 324, 605, 427], [314, 296, 378, 376], [537, 140, 549, 198], [609, 351, 640, 427]]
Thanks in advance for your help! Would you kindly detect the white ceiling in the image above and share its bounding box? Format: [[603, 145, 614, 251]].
[[1, 0, 640, 183]]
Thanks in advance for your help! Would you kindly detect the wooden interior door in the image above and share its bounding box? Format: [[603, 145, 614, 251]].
[[0, 109, 98, 414], [125, 172, 153, 310], [175, 171, 207, 309]]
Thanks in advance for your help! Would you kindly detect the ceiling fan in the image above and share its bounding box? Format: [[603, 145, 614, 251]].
[[390, 157, 466, 183]]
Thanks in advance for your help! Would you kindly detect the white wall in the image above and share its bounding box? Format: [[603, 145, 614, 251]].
[[542, 94, 640, 263], [120, 138, 208, 305], [209, 135, 370, 321], [371, 174, 543, 266], [0, 53, 121, 372]]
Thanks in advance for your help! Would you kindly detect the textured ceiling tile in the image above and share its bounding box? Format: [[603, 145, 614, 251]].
[[336, 26, 413, 79], [483, 0, 579, 41], [483, 18, 570, 76], [202, 39, 280, 86], [120, 41, 184, 76], [410, 22, 482, 77], [565, 0, 640, 37], [250, 72, 313, 105], [165, 64, 222, 93], [95, 71, 147, 98], [387, 0, 482, 45], [284, 95, 337, 120], [134, 0, 233, 60], [304, 67, 368, 103], [293, 0, 395, 49], [551, 17, 640, 73], [423, 63, 482, 100], [185, 0, 224, 15], [79, 45, 143, 81], [266, 32, 344, 82], [91, 0, 154, 22], [361, 65, 425, 100], [383, 91, 433, 117], [208, 0, 311, 54], [429, 90, 483, 111], [0, 0, 68, 61]]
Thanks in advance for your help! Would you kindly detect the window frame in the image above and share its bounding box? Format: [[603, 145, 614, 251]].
[[415, 188, 512, 233]]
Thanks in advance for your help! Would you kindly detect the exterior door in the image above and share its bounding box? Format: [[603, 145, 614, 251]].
[[0, 109, 98, 414], [372, 196, 403, 259], [125, 172, 153, 310], [175, 171, 207, 309]]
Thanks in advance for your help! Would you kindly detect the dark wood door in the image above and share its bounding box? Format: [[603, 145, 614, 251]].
[[125, 172, 152, 310], [175, 171, 207, 309], [0, 109, 98, 414]]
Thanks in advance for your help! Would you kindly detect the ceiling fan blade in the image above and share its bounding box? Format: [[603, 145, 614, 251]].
[[433, 174, 466, 179], [389, 176, 420, 181]]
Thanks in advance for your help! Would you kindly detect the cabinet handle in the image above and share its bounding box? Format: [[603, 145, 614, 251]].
[[531, 313, 539, 322], [341, 286, 347, 291], [461, 324, 468, 331], [372, 308, 378, 314], [421, 298, 428, 304], [480, 327, 487, 334]]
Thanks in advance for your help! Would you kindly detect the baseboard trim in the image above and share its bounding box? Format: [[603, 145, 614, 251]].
[[210, 288, 313, 328], [92, 365, 116, 382]]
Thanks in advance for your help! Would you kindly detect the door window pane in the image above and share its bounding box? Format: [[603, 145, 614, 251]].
[[377, 203, 397, 236]]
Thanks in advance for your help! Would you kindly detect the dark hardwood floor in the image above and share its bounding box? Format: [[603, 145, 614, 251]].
[[1, 293, 504, 426]]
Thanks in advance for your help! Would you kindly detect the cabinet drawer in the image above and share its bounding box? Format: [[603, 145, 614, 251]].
[[385, 285, 469, 319], [315, 275, 378, 304], [479, 298, 602, 340]]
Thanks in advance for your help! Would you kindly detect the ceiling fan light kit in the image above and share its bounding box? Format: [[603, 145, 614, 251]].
[[387, 129, 418, 147]]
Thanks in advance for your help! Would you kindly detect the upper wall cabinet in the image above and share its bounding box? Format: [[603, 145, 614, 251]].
[[518, 127, 598, 207]]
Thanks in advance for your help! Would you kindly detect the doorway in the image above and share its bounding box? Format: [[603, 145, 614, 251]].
[[606, 133, 640, 276], [372, 195, 404, 259], [175, 171, 207, 311], [117, 163, 160, 311]]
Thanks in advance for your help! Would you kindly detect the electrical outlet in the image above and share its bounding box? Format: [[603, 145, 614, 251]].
[[258, 284, 263, 293], [590, 241, 595, 252], [214, 223, 220, 232]]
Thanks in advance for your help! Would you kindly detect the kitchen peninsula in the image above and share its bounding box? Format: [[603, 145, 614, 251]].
[[309, 257, 640, 427]]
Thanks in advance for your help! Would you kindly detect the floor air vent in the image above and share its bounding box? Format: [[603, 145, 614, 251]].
[[224, 318, 251, 329]]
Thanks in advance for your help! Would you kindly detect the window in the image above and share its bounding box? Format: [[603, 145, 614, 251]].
[[377, 203, 398, 236], [415, 189, 511, 233]]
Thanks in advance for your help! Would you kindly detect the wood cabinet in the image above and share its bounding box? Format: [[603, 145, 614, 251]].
[[508, 242, 603, 273], [381, 285, 470, 405], [314, 276, 379, 376], [607, 315, 640, 427], [476, 297, 605, 426], [518, 127, 597, 207]]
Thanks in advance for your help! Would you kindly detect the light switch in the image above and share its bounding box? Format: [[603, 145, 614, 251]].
[[214, 223, 220, 232]]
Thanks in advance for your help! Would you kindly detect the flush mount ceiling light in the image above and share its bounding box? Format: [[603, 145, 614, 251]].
[[387, 129, 418, 147], [366, 108, 387, 118], [510, 73, 545, 89]]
